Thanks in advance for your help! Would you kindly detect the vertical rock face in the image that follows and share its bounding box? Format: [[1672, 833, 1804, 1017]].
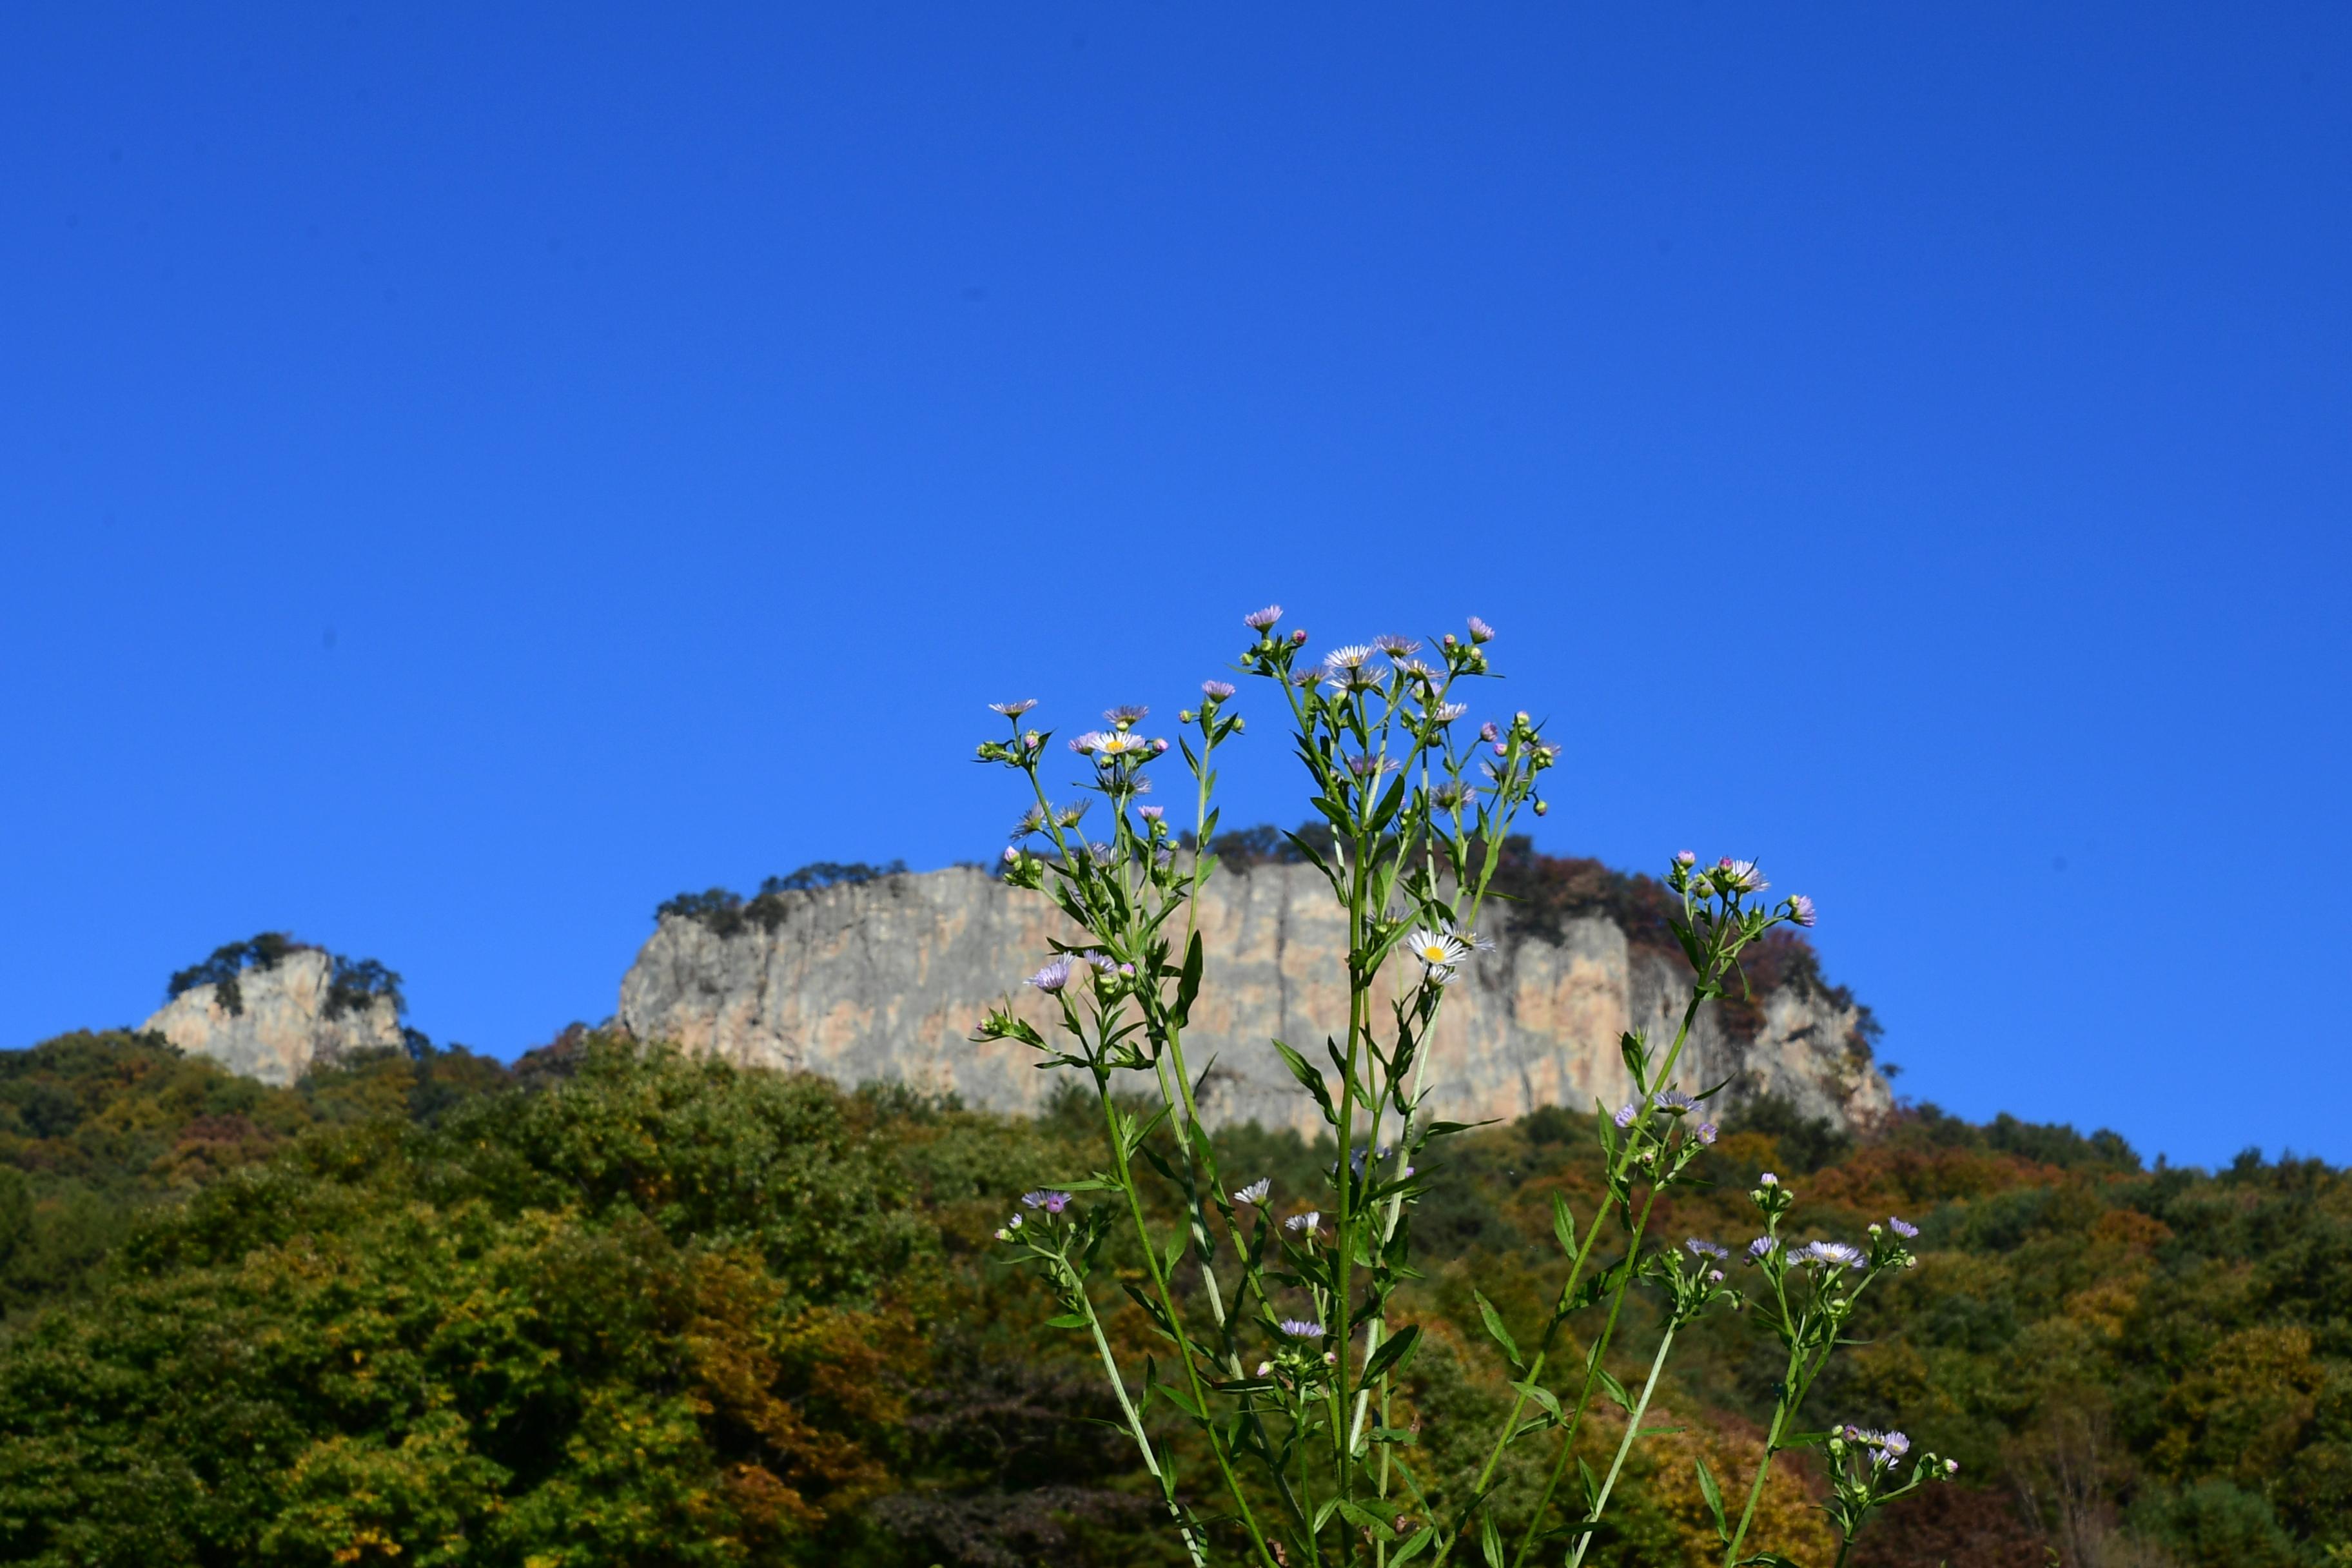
[[140, 949, 404, 1087], [618, 865, 1892, 1135]]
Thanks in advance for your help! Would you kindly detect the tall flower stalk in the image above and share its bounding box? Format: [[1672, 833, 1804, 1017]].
[[972, 607, 1948, 1566]]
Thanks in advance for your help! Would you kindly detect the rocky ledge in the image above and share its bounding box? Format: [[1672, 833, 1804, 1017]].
[[618, 863, 1892, 1137]]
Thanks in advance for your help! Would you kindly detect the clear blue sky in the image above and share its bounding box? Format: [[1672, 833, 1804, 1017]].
[[3, 5, 2346, 1167]]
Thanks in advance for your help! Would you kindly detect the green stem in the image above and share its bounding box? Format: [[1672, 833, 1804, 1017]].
[[1565, 1323, 1677, 1568], [1723, 1340, 1805, 1565], [1433, 973, 1712, 1567], [1101, 1081, 1282, 1568], [1509, 1177, 1667, 1568], [1071, 1262, 1213, 1568]]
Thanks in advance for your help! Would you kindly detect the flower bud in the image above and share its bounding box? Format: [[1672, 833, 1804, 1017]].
[[1676, 850, 1696, 867], [1533, 798, 1548, 816], [1291, 629, 1309, 645]]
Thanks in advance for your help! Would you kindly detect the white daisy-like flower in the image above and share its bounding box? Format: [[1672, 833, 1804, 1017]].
[[1233, 1178, 1271, 1206], [1069, 732, 1106, 754], [1441, 919, 1496, 955], [1092, 730, 1152, 758], [1373, 635, 1421, 656], [1714, 858, 1768, 894], [1405, 927, 1469, 974], [1284, 1210, 1322, 1233], [1432, 702, 1469, 724], [990, 699, 1038, 716]]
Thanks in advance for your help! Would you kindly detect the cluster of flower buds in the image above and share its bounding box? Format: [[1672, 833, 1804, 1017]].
[[1666, 852, 1819, 930], [1823, 1424, 1959, 1536], [1649, 1235, 1744, 1322], [992, 1187, 1074, 1243]]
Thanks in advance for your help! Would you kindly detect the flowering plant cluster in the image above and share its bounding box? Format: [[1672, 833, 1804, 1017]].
[[972, 607, 1943, 1567]]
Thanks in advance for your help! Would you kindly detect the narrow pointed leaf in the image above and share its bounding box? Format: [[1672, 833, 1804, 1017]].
[[1472, 1290, 1523, 1371]]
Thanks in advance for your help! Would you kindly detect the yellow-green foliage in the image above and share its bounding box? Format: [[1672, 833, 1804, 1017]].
[[0, 1033, 2343, 1567]]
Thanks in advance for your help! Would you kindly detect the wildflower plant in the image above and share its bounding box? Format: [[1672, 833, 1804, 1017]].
[[972, 607, 1942, 1567]]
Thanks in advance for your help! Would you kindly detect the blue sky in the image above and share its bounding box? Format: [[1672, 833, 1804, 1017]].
[[3, 5, 2346, 1166]]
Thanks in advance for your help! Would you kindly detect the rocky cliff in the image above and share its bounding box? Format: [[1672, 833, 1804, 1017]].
[[142, 948, 404, 1087], [618, 864, 1892, 1137]]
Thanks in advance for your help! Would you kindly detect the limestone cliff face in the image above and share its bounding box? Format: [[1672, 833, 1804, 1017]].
[[618, 865, 1892, 1136], [141, 950, 404, 1087]]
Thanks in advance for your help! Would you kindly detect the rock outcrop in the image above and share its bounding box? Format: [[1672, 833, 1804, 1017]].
[[142, 949, 404, 1087], [618, 864, 1892, 1137]]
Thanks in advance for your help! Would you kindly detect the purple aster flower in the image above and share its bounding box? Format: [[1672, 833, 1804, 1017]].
[[1685, 1237, 1730, 1260], [1022, 1190, 1072, 1213], [1025, 957, 1075, 994], [1613, 1102, 1640, 1130], [1243, 604, 1283, 630], [1888, 1217, 1919, 1239], [1675, 850, 1696, 867], [1479, 720, 1501, 742], [1433, 701, 1469, 724], [1759, 1172, 1779, 1187], [1718, 859, 1768, 894], [1466, 616, 1495, 643], [1104, 705, 1149, 727], [1881, 1431, 1910, 1458], [1279, 1318, 1326, 1340], [1139, 805, 1165, 823], [1069, 732, 1103, 754], [1746, 1236, 1778, 1262], [1347, 754, 1401, 779], [1696, 1121, 1719, 1145], [1652, 1089, 1697, 1116], [1201, 680, 1236, 700], [990, 698, 1038, 717], [1788, 893, 1817, 927], [1375, 635, 1422, 656]]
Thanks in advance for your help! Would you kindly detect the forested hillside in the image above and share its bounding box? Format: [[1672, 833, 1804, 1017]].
[[0, 1030, 2341, 1566]]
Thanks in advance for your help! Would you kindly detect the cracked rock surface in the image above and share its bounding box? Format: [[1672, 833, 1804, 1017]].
[[619, 865, 1892, 1136]]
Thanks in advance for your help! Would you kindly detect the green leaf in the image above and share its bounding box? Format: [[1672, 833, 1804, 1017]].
[[1619, 1031, 1649, 1092], [1478, 1507, 1505, 1568], [1174, 931, 1204, 1026], [1473, 1291, 1524, 1371], [1042, 1312, 1092, 1331], [1335, 1499, 1398, 1542], [1594, 1364, 1632, 1412], [1151, 1379, 1206, 1420], [1269, 1039, 1337, 1123], [1695, 1457, 1729, 1544], [1550, 1192, 1577, 1259], [1361, 1323, 1422, 1385], [1508, 1378, 1562, 1422], [1391, 1526, 1437, 1565], [1576, 1455, 1600, 1513]]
